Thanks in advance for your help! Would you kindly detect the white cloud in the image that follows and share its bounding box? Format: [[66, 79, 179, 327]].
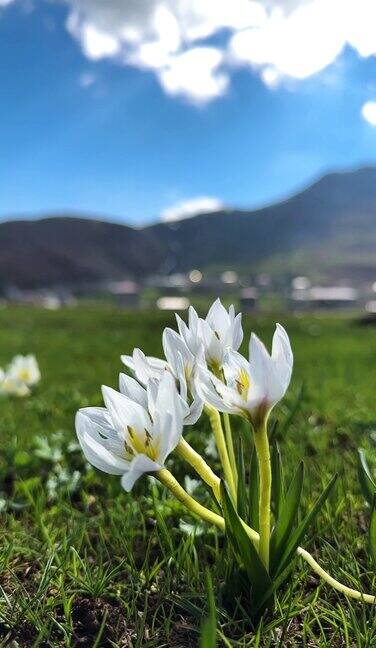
[[346, 0, 376, 57], [5, 0, 376, 103], [161, 196, 224, 222], [159, 47, 228, 104], [232, 0, 376, 85], [62, 0, 376, 103], [361, 101, 376, 126], [229, 0, 347, 81], [67, 12, 120, 60], [64, 0, 260, 103], [0, 0, 16, 6]]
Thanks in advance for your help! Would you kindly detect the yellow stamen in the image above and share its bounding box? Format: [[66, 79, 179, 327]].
[[236, 369, 250, 398], [18, 369, 30, 382], [126, 425, 159, 461]]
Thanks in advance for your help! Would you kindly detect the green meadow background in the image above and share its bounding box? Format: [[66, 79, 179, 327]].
[[1, 306, 375, 646]]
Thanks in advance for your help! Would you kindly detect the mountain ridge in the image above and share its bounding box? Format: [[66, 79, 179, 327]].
[[1, 166, 375, 289], [4, 163, 376, 228]]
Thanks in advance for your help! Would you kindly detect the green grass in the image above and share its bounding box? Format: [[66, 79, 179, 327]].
[[0, 306, 375, 646]]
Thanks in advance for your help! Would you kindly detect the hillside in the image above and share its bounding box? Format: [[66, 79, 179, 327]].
[[145, 166, 376, 279], [0, 217, 164, 289], [1, 167, 375, 288]]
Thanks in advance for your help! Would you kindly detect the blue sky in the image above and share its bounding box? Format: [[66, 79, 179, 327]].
[[1, 0, 376, 224]]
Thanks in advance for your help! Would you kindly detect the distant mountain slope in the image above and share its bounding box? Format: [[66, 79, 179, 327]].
[[0, 167, 375, 289], [0, 217, 164, 289], [145, 166, 376, 276]]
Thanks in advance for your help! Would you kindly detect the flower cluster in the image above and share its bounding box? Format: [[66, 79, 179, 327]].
[[76, 298, 375, 609], [77, 299, 291, 491], [0, 354, 41, 397]]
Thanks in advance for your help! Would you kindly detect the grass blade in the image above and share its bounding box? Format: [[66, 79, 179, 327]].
[[270, 461, 304, 576], [278, 382, 305, 437], [370, 495, 376, 567], [357, 449, 376, 506], [200, 570, 217, 648], [221, 482, 271, 612], [271, 441, 285, 521], [275, 473, 338, 578]]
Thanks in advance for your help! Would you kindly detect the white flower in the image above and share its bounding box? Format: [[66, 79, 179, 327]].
[[120, 349, 168, 384], [76, 372, 184, 491], [6, 354, 41, 387], [162, 327, 204, 424], [121, 336, 203, 425], [176, 298, 243, 371], [196, 324, 293, 426], [0, 374, 31, 397]]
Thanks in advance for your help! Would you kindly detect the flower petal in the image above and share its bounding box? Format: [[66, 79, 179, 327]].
[[248, 332, 271, 396], [154, 372, 184, 448], [231, 313, 244, 351], [200, 319, 223, 366], [119, 373, 148, 408], [146, 378, 159, 420], [102, 385, 151, 435], [120, 454, 161, 491], [248, 328, 291, 411], [120, 354, 135, 372], [133, 348, 167, 384], [223, 348, 249, 388], [206, 298, 228, 332], [195, 367, 240, 415], [162, 328, 193, 378], [184, 394, 203, 425], [76, 411, 129, 475], [272, 323, 293, 391]]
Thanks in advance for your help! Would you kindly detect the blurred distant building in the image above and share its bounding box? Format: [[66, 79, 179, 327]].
[[291, 286, 360, 311], [107, 280, 140, 308], [156, 296, 190, 311], [220, 270, 239, 290], [365, 300, 376, 314], [256, 273, 271, 288], [240, 287, 258, 312], [145, 273, 189, 295], [4, 286, 75, 309], [291, 276, 311, 290]]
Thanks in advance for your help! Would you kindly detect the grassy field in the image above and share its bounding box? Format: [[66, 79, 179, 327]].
[[0, 306, 375, 647]]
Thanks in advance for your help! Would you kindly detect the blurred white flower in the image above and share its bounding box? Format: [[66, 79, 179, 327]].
[[7, 355, 41, 387], [196, 324, 293, 425], [0, 354, 40, 397], [76, 372, 184, 491], [0, 375, 31, 398], [184, 475, 201, 495], [176, 298, 243, 371], [179, 520, 205, 536], [204, 435, 218, 459]]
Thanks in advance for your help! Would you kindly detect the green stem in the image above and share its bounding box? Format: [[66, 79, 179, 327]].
[[253, 419, 272, 571], [223, 413, 238, 490], [156, 469, 375, 605], [296, 547, 376, 604], [156, 468, 225, 530], [175, 438, 221, 502], [205, 405, 237, 503]]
